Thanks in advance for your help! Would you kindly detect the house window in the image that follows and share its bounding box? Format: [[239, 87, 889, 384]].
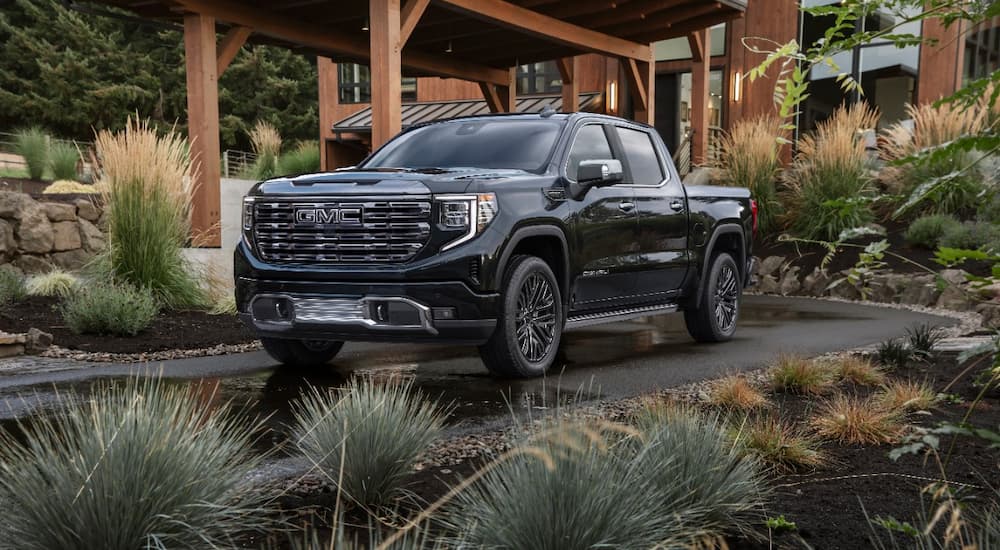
[[517, 61, 562, 94], [965, 24, 1000, 81], [338, 63, 418, 104], [652, 24, 727, 62]]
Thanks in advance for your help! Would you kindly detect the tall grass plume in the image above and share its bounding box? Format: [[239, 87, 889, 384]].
[[716, 115, 784, 234]]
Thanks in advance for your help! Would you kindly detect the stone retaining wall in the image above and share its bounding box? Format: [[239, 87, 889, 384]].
[[753, 256, 1000, 329], [0, 191, 106, 274]]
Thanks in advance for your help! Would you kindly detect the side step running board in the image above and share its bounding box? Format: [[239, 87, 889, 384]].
[[565, 303, 678, 330]]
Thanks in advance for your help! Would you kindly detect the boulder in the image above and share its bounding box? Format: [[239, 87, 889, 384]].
[[15, 203, 54, 254], [758, 256, 785, 278], [51, 249, 91, 270], [757, 275, 780, 294], [936, 285, 972, 310], [51, 221, 82, 251], [779, 266, 801, 296], [75, 199, 100, 222], [43, 202, 77, 222], [78, 218, 106, 252], [0, 192, 32, 219], [899, 275, 940, 307], [976, 303, 1000, 330], [828, 279, 862, 301], [0, 219, 15, 256], [868, 273, 908, 303], [13, 254, 53, 274], [801, 268, 831, 297], [939, 269, 968, 287], [25, 327, 53, 354]]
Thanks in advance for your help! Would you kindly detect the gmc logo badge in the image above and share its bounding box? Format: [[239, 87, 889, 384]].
[[294, 207, 362, 225]]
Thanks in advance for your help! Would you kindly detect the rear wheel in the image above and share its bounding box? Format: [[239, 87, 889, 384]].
[[479, 255, 563, 378], [261, 338, 344, 367], [685, 252, 741, 343]]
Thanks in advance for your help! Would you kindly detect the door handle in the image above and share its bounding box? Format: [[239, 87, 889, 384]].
[[669, 200, 685, 212], [618, 201, 635, 212]]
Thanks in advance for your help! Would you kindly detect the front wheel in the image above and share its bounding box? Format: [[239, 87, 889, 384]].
[[685, 252, 741, 343], [261, 338, 344, 367], [479, 255, 563, 378]]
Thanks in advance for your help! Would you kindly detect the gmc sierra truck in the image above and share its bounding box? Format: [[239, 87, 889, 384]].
[[236, 112, 757, 378]]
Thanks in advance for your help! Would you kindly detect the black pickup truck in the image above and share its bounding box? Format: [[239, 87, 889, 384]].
[[236, 112, 756, 377]]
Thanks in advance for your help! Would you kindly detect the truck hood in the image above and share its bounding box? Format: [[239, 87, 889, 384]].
[[250, 167, 535, 196]]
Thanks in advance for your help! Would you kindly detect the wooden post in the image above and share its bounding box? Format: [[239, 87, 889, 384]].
[[184, 13, 222, 246], [370, 0, 402, 148], [558, 56, 579, 112], [689, 28, 710, 165], [481, 68, 517, 112], [624, 54, 654, 125]]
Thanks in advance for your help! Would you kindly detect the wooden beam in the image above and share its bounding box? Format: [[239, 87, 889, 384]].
[[436, 0, 651, 60], [370, 0, 402, 148], [574, 0, 691, 27], [627, 10, 742, 43], [183, 13, 221, 246], [480, 68, 517, 112], [216, 25, 252, 74], [623, 58, 648, 112], [688, 30, 705, 63], [690, 27, 710, 164], [399, 0, 430, 47], [172, 0, 510, 84], [480, 81, 503, 113], [600, 2, 722, 37], [559, 56, 579, 112]]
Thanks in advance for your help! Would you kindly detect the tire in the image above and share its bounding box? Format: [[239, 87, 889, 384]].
[[479, 255, 563, 378], [684, 252, 741, 343], [261, 338, 344, 367]]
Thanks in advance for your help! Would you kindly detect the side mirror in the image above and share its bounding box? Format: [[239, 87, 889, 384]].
[[577, 159, 623, 185], [569, 159, 623, 199]]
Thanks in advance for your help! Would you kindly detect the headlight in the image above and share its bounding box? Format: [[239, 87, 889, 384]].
[[438, 193, 497, 251], [242, 196, 254, 232]]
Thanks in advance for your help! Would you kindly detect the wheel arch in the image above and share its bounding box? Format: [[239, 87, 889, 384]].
[[496, 225, 570, 306], [690, 223, 746, 307]]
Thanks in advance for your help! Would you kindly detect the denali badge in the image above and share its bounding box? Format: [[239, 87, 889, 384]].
[[294, 206, 362, 225]]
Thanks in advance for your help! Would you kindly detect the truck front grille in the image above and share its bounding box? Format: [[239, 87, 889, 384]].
[[252, 198, 432, 264]]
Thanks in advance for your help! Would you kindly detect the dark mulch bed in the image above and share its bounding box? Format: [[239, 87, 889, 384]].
[[258, 349, 999, 549], [756, 218, 995, 278], [0, 176, 99, 204], [0, 295, 254, 353]]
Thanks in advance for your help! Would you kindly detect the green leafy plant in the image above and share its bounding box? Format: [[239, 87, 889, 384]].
[[782, 104, 879, 240], [94, 117, 206, 308], [25, 269, 80, 297], [48, 141, 79, 181], [716, 115, 784, 234], [0, 376, 270, 550], [939, 221, 1000, 253], [876, 339, 913, 370], [906, 323, 943, 360], [766, 515, 798, 533], [0, 268, 26, 307], [14, 127, 49, 180], [277, 140, 321, 176], [60, 281, 158, 336], [290, 377, 445, 508], [904, 214, 962, 249]]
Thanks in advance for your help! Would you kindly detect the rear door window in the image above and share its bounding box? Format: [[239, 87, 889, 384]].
[[616, 127, 665, 186]]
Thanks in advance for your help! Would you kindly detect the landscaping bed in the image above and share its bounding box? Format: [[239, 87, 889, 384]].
[[0, 295, 254, 354]]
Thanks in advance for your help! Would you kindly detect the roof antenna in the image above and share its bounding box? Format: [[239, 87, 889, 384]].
[[540, 106, 556, 118]]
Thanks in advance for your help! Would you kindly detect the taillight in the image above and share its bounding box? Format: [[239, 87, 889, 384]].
[[750, 199, 758, 234]]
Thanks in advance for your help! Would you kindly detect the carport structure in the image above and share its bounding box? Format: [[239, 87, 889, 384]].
[[95, 0, 746, 245]]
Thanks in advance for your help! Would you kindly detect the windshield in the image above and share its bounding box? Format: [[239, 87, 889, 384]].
[[362, 119, 564, 172]]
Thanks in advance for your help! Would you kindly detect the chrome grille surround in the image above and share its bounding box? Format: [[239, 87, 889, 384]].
[[252, 197, 432, 264]]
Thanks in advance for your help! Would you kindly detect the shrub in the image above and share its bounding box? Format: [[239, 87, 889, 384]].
[[878, 379, 938, 411], [903, 214, 961, 249], [95, 117, 206, 308], [876, 339, 912, 370], [25, 269, 79, 298], [769, 355, 835, 395], [977, 190, 1000, 224], [277, 140, 321, 176], [0, 268, 26, 306], [716, 116, 784, 234], [833, 356, 887, 386], [906, 323, 943, 359], [0, 376, 269, 550], [290, 377, 445, 508], [733, 414, 825, 472], [783, 104, 879, 240], [249, 120, 282, 180], [883, 103, 987, 217], [14, 127, 49, 180], [60, 281, 158, 336], [709, 374, 769, 410], [42, 179, 101, 194], [940, 221, 1000, 253], [49, 141, 79, 181], [811, 394, 903, 445], [447, 408, 765, 548]]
